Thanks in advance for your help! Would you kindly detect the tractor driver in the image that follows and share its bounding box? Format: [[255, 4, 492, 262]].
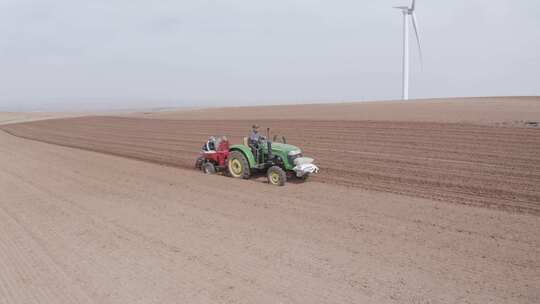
[[248, 124, 264, 161], [249, 124, 262, 144]]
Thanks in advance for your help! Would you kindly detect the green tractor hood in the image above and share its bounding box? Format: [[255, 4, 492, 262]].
[[229, 141, 302, 170], [268, 142, 301, 155]]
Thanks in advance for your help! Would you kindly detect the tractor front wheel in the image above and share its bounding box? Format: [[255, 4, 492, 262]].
[[228, 151, 251, 179], [296, 174, 309, 182], [267, 166, 286, 186]]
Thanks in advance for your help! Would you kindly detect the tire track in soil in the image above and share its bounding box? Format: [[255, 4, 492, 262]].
[[2, 116, 540, 215]]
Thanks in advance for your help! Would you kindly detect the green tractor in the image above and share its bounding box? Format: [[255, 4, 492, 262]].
[[227, 129, 319, 186]]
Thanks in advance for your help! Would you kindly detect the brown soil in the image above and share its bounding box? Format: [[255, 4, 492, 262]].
[[2, 116, 540, 215], [127, 96, 540, 125], [1, 130, 539, 304], [0, 112, 91, 125]]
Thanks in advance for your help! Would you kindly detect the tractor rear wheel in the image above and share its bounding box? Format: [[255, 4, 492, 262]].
[[267, 166, 286, 186], [202, 162, 216, 174], [228, 151, 251, 179]]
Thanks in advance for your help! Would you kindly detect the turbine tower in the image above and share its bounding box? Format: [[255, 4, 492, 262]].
[[394, 0, 422, 100]]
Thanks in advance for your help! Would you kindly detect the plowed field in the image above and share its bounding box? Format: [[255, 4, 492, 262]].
[[3, 116, 539, 214]]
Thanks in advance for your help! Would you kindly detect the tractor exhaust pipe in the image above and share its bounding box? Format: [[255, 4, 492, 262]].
[[267, 141, 273, 160], [266, 127, 273, 160]]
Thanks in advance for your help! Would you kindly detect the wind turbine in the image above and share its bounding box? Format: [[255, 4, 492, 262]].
[[394, 0, 422, 100]]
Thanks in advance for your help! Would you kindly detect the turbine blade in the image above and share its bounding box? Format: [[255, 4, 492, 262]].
[[411, 12, 423, 67]]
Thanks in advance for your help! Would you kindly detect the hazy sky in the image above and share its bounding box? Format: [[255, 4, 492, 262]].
[[1, 0, 539, 111]]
